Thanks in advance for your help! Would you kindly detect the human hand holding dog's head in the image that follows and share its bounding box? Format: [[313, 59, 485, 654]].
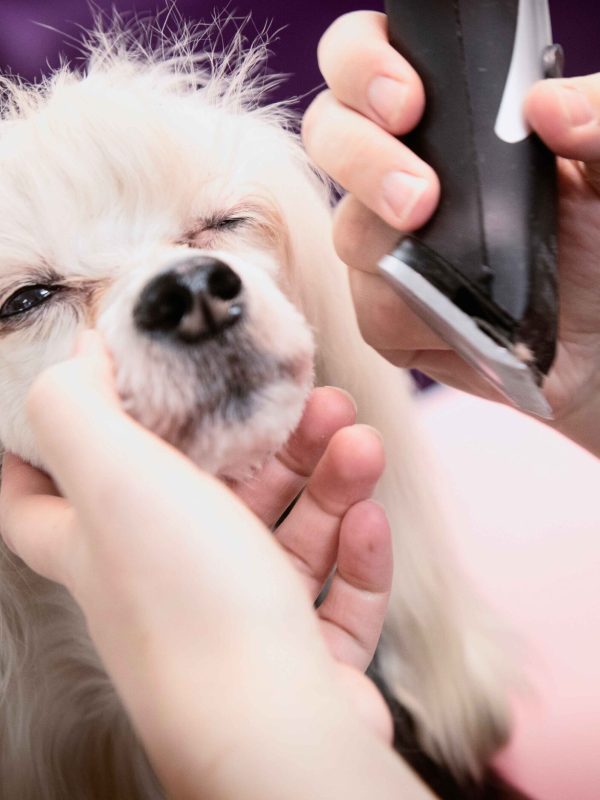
[[303, 10, 600, 455], [0, 330, 395, 793], [1, 332, 392, 665]]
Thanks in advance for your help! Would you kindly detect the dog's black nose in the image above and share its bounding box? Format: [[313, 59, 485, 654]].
[[134, 256, 243, 343]]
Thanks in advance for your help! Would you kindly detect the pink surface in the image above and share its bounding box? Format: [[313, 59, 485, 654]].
[[417, 388, 600, 800]]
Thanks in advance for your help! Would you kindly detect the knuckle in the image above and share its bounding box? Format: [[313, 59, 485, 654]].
[[315, 14, 344, 72], [333, 128, 378, 190], [318, 12, 392, 101], [352, 303, 380, 350], [333, 204, 369, 267], [333, 196, 399, 271], [384, 350, 418, 369], [317, 11, 368, 71], [304, 98, 378, 192], [349, 270, 407, 350]]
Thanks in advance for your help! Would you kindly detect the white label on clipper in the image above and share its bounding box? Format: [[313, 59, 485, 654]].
[[494, 0, 553, 144]]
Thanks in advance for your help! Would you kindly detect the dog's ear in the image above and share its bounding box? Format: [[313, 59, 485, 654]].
[[279, 158, 511, 779]]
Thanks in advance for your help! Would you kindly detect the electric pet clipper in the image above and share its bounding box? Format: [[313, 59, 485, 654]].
[[379, 0, 563, 418]]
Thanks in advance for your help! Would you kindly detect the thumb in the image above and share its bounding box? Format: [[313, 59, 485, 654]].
[[25, 329, 124, 498], [525, 73, 600, 191]]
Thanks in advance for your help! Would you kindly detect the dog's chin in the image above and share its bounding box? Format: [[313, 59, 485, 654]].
[[123, 366, 314, 482], [187, 378, 312, 481]]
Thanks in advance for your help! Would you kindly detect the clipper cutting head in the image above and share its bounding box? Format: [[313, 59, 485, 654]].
[[379, 254, 553, 419]]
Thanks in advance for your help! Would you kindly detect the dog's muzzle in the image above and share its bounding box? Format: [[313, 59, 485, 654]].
[[133, 255, 244, 343]]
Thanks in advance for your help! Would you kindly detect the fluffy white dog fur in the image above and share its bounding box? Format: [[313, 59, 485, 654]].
[[0, 17, 509, 799]]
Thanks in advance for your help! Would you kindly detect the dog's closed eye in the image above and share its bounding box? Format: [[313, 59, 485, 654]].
[[179, 215, 250, 247], [207, 215, 250, 231]]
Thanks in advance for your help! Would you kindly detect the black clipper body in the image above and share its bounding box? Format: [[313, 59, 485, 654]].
[[379, 0, 562, 418]]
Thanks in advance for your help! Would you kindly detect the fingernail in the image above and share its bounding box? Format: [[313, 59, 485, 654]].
[[367, 76, 407, 128], [381, 172, 428, 226], [558, 84, 596, 127]]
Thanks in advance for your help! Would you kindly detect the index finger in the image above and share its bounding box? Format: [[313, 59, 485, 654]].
[[317, 11, 425, 135]]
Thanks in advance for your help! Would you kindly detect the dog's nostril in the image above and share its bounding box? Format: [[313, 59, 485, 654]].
[[134, 274, 193, 333], [207, 262, 242, 301], [149, 283, 191, 328], [134, 256, 244, 343]]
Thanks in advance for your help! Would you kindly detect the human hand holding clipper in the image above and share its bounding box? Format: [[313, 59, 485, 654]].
[[380, 0, 560, 419], [304, 6, 600, 455]]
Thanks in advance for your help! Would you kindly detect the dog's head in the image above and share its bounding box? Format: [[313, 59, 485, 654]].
[[0, 27, 327, 477]]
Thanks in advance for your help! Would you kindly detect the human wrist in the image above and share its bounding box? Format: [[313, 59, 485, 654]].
[[80, 567, 323, 716], [111, 636, 354, 799], [80, 587, 429, 800], [149, 667, 433, 800], [77, 563, 334, 764]]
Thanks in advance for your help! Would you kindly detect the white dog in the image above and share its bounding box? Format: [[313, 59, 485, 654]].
[[0, 17, 510, 799]]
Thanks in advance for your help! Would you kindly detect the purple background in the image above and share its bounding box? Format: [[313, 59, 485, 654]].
[[0, 1, 599, 111]]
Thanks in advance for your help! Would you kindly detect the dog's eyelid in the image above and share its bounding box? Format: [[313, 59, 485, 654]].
[[0, 274, 58, 300], [178, 213, 255, 247], [209, 215, 251, 230], [202, 210, 255, 231]]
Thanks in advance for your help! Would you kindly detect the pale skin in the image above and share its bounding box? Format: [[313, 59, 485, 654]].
[[302, 10, 600, 458], [0, 331, 435, 800]]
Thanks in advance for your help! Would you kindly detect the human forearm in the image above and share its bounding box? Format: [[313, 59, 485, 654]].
[[134, 659, 434, 800]]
